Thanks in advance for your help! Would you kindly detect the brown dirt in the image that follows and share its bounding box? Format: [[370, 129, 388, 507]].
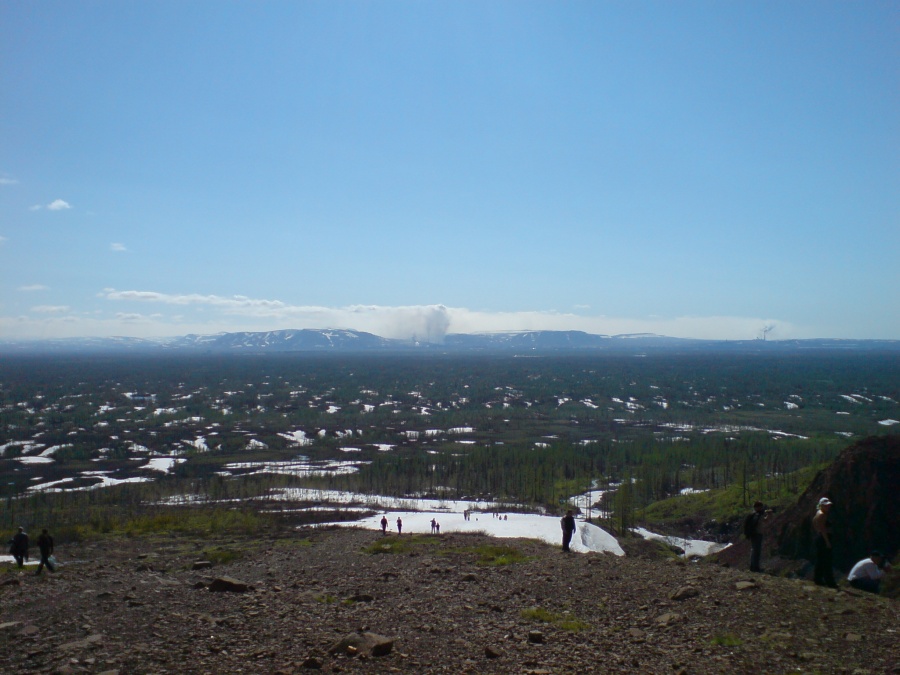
[[1, 527, 898, 674]]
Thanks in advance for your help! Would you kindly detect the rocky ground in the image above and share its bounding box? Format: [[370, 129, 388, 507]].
[[1, 526, 897, 674]]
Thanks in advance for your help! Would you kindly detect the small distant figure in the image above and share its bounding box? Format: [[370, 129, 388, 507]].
[[35, 529, 55, 575], [847, 550, 892, 594], [430, 518, 437, 534], [380, 516, 388, 535], [396, 517, 403, 535], [8, 527, 29, 568], [463, 509, 469, 522], [503, 515, 507, 521], [812, 497, 837, 588], [744, 501, 769, 572], [435, 522, 440, 534], [561, 510, 577, 552]]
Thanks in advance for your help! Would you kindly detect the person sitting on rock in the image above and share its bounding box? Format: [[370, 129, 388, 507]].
[[847, 551, 891, 594]]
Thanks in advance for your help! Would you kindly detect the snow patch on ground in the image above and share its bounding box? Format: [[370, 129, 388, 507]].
[[632, 527, 730, 558], [321, 510, 625, 556], [139, 457, 186, 473]]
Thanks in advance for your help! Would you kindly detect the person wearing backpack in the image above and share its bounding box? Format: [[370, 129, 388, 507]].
[[744, 501, 768, 572]]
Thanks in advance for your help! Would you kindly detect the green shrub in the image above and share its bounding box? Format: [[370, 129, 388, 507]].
[[710, 633, 743, 647], [520, 606, 589, 632], [467, 544, 531, 566]]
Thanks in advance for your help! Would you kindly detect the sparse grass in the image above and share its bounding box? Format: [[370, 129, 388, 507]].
[[520, 606, 589, 632], [274, 537, 314, 549], [465, 544, 531, 566], [710, 633, 743, 647], [557, 618, 591, 632], [314, 594, 337, 604], [520, 607, 557, 623], [362, 535, 436, 556], [201, 547, 243, 565]]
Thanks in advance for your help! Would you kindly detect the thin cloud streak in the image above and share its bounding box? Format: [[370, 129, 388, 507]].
[[31, 305, 71, 314]]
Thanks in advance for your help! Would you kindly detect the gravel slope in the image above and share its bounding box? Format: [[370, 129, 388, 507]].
[[1, 527, 897, 674]]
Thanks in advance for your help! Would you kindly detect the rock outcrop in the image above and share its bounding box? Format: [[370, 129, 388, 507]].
[[720, 434, 899, 572]]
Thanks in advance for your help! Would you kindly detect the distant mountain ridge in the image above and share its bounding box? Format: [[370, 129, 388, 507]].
[[2, 329, 899, 354]]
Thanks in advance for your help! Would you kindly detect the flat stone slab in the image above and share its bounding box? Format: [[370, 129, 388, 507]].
[[328, 632, 394, 657]]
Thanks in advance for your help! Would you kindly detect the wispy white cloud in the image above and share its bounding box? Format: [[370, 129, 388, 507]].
[[31, 199, 72, 211], [0, 235, 6, 245], [19, 284, 49, 292], [110, 242, 127, 252], [0, 177, 17, 185], [31, 305, 71, 314]]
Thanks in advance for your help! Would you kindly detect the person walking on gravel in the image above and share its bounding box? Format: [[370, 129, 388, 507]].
[[812, 497, 837, 588], [561, 510, 577, 552], [35, 529, 55, 575], [9, 527, 29, 568]]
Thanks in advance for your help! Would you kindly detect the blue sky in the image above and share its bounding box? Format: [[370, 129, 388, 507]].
[[1, 1, 897, 341]]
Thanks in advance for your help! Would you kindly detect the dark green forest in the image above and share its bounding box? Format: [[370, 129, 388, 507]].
[[2, 352, 897, 533]]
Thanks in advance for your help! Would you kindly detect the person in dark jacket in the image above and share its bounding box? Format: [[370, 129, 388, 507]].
[[9, 527, 29, 568], [35, 529, 55, 575], [561, 510, 577, 552], [744, 501, 768, 572]]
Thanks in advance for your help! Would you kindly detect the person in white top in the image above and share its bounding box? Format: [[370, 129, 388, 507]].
[[847, 551, 891, 594]]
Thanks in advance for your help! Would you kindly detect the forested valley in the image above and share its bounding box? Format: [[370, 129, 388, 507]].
[[2, 351, 897, 537]]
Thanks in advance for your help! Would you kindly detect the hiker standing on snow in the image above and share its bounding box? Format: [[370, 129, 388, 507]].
[[9, 527, 29, 568], [745, 501, 769, 572], [561, 510, 577, 552], [812, 497, 838, 588], [35, 529, 55, 575]]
